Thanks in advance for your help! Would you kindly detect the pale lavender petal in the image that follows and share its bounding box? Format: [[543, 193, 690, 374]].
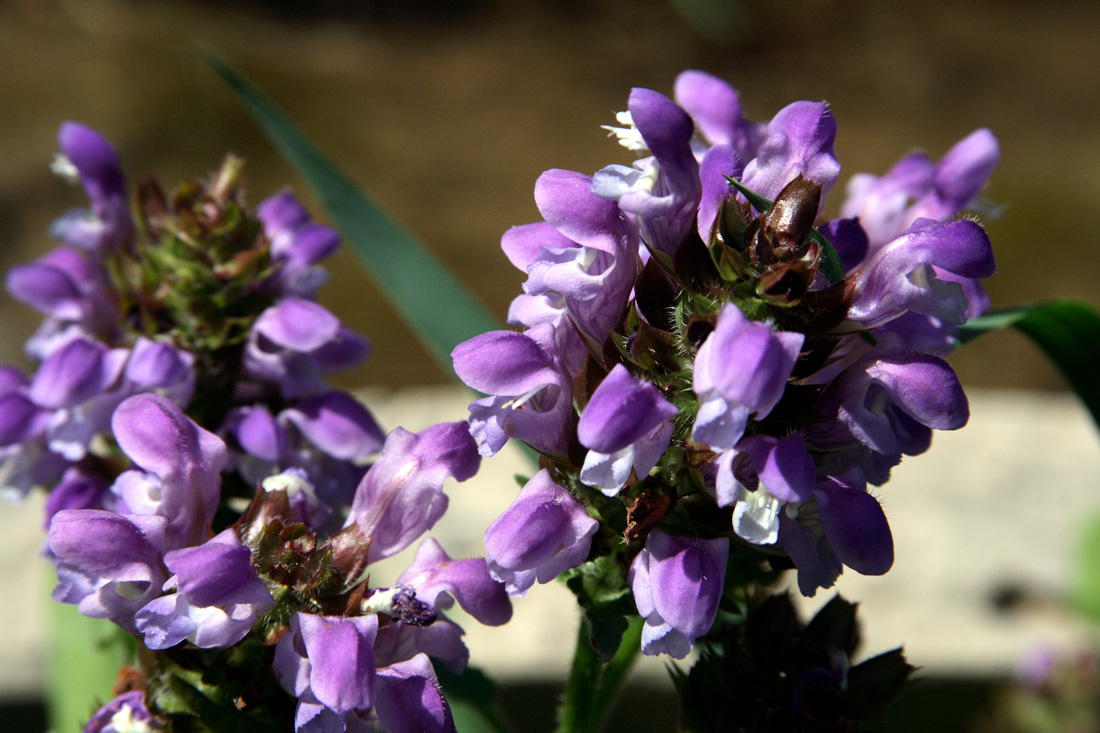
[[282, 392, 385, 461], [577, 364, 678, 454], [741, 101, 840, 205], [375, 654, 456, 733], [348, 422, 480, 563], [484, 469, 597, 597]]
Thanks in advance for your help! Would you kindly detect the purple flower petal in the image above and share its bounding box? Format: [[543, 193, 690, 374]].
[[629, 529, 728, 659], [814, 473, 894, 576], [578, 365, 678, 454], [282, 392, 385, 461], [484, 469, 597, 597], [741, 101, 840, 205], [397, 538, 512, 627], [375, 654, 456, 733], [348, 422, 480, 564]]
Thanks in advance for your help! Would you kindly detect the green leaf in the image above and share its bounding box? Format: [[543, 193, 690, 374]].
[[204, 50, 503, 374], [726, 179, 846, 284], [956, 299, 1100, 431], [555, 614, 642, 733]]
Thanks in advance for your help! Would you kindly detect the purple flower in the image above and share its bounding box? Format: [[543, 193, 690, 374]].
[[813, 472, 893, 577], [243, 298, 370, 399], [845, 218, 996, 331], [629, 529, 728, 659], [673, 69, 765, 164], [808, 339, 969, 461], [374, 654, 456, 733], [484, 469, 598, 597], [84, 690, 160, 732], [779, 469, 894, 596], [841, 128, 1000, 250], [281, 391, 386, 462], [452, 323, 574, 457], [135, 528, 274, 649], [44, 466, 112, 526], [740, 100, 840, 207], [49, 122, 132, 254], [715, 434, 816, 545], [372, 612, 470, 675], [48, 509, 169, 633], [505, 169, 640, 346], [695, 144, 744, 243], [691, 304, 804, 452], [5, 245, 120, 356], [274, 612, 379, 731], [30, 337, 129, 461], [224, 396, 380, 527], [347, 422, 480, 565], [110, 394, 227, 549], [396, 538, 513, 627], [122, 337, 195, 406], [577, 364, 678, 495], [592, 87, 700, 257], [258, 190, 341, 298]]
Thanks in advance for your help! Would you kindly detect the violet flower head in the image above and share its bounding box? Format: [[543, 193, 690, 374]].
[[692, 304, 804, 452], [48, 509, 169, 633], [592, 87, 700, 257], [374, 654, 456, 733], [273, 612, 379, 732], [715, 433, 817, 545], [452, 323, 574, 457], [578, 364, 678, 495], [484, 469, 598, 597], [629, 529, 729, 659], [396, 537, 513, 627], [135, 528, 274, 650], [84, 690, 160, 733], [347, 421, 480, 565], [110, 393, 227, 549], [49, 122, 133, 254]]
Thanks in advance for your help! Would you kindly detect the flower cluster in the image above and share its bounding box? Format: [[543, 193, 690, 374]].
[[5, 124, 511, 731], [453, 70, 998, 659]]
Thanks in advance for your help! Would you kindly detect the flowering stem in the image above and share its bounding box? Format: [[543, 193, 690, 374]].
[[555, 615, 643, 733]]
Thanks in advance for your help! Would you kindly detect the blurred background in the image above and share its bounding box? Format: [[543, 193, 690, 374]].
[[2, 0, 1099, 730]]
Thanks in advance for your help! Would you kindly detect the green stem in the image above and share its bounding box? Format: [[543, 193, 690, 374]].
[[556, 615, 643, 733]]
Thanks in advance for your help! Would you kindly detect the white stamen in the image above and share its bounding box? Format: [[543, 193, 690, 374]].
[[360, 585, 407, 617], [110, 704, 156, 733], [732, 488, 783, 545], [50, 153, 80, 183], [601, 110, 649, 153]]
